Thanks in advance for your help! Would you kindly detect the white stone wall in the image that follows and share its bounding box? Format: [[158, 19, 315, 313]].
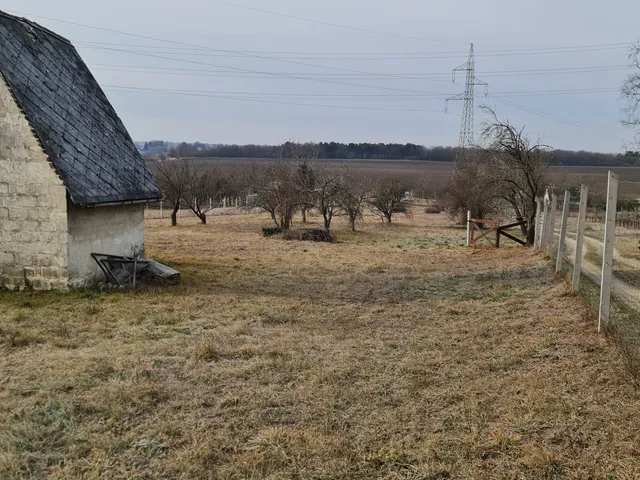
[[0, 76, 69, 290], [67, 203, 145, 288]]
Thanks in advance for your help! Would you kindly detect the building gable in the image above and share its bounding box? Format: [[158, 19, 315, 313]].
[[0, 11, 163, 205]]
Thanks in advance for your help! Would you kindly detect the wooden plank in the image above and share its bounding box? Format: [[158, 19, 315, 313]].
[[599, 172, 619, 332], [498, 230, 527, 245], [499, 220, 527, 231], [470, 219, 499, 226], [556, 190, 571, 274], [472, 223, 496, 247], [472, 225, 499, 243]]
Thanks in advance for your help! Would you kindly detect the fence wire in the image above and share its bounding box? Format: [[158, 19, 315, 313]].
[[545, 180, 640, 359]]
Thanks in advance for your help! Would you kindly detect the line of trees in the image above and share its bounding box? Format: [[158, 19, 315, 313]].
[[160, 141, 640, 166]]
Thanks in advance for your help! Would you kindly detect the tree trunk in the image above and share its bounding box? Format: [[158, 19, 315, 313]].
[[301, 207, 307, 223], [200, 213, 207, 225], [322, 210, 331, 231], [171, 206, 179, 226], [349, 216, 356, 232], [526, 212, 536, 245], [270, 211, 278, 226], [386, 213, 392, 224]]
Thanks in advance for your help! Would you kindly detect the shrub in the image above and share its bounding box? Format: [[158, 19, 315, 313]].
[[281, 228, 333, 242], [261, 226, 283, 237], [425, 205, 441, 214]]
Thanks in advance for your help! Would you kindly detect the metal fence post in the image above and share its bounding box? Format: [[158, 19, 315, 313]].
[[466, 210, 471, 247], [572, 185, 588, 293], [556, 191, 571, 273], [545, 193, 558, 257], [598, 172, 619, 332]]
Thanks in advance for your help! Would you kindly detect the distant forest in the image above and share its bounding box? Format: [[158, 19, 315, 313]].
[[143, 141, 640, 167]]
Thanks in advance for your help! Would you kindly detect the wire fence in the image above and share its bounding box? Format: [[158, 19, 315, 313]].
[[540, 174, 640, 377]]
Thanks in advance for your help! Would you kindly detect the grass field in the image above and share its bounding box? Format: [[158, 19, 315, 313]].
[[185, 157, 640, 197], [2, 209, 640, 479]]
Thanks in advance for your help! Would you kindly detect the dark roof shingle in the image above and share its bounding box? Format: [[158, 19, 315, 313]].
[[0, 11, 162, 205]]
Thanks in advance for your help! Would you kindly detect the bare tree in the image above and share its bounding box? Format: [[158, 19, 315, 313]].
[[248, 161, 301, 230], [480, 107, 553, 244], [297, 161, 316, 223], [312, 165, 342, 231], [183, 166, 231, 224], [283, 141, 319, 223], [369, 178, 411, 224], [150, 158, 194, 226], [336, 166, 370, 232], [444, 153, 500, 223], [623, 42, 640, 144]]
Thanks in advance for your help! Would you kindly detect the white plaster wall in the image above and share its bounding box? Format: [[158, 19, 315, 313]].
[[0, 76, 69, 290], [67, 203, 145, 288]]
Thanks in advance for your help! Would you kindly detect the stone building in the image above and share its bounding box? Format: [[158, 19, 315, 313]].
[[0, 11, 163, 290]]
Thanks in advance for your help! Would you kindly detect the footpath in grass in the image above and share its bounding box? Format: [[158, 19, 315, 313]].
[[1, 212, 639, 479]]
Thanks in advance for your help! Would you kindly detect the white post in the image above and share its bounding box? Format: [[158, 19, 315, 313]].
[[209, 197, 212, 211], [545, 193, 557, 257], [160, 201, 163, 220], [179, 205, 181, 219], [223, 197, 227, 215], [534, 198, 542, 249], [598, 172, 619, 332], [572, 185, 588, 294], [466, 210, 472, 247], [556, 191, 571, 273], [539, 195, 549, 250]]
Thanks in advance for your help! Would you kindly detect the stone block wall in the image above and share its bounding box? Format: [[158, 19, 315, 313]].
[[0, 76, 69, 290]]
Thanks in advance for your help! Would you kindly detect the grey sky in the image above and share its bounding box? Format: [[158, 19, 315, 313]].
[[3, 0, 639, 152]]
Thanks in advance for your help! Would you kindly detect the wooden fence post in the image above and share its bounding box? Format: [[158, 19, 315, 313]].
[[556, 190, 571, 273], [160, 201, 163, 220], [572, 185, 588, 293], [466, 210, 471, 247], [545, 194, 558, 257], [598, 172, 619, 332]]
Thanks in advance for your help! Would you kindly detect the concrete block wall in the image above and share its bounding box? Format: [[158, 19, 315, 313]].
[[67, 203, 145, 288], [0, 76, 69, 290]]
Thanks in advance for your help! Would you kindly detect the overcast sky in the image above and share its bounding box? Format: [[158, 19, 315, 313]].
[[3, 0, 640, 152]]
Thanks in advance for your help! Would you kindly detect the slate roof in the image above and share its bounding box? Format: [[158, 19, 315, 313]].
[[0, 11, 162, 205]]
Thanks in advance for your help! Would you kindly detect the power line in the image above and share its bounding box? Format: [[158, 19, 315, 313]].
[[73, 41, 631, 60], [103, 84, 462, 114], [78, 44, 459, 95], [96, 83, 622, 100], [87, 63, 629, 80], [207, 0, 463, 45], [489, 96, 620, 133], [5, 10, 449, 86], [72, 39, 633, 56]]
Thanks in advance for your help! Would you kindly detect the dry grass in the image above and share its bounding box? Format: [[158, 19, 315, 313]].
[[1, 209, 640, 479]]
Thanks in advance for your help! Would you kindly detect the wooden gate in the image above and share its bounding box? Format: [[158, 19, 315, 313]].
[[468, 218, 527, 248]]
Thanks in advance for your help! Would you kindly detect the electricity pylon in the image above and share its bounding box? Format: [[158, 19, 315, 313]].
[[445, 43, 488, 164]]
